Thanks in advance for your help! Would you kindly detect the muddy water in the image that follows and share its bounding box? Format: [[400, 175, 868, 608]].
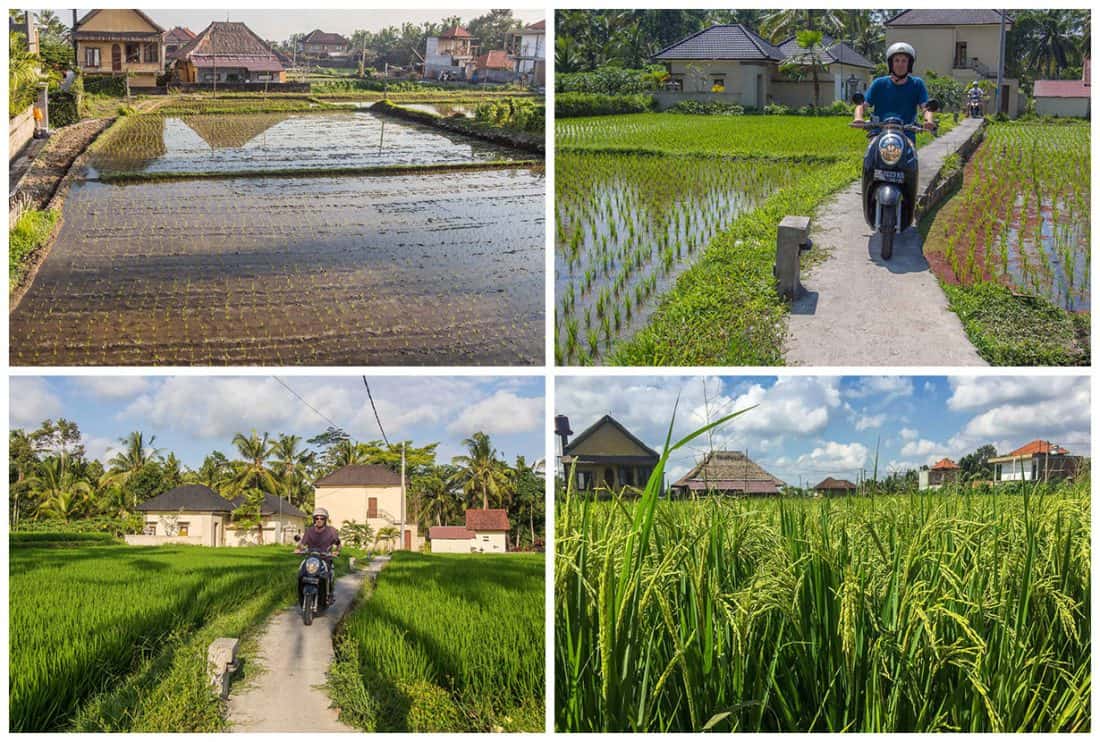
[[88, 111, 520, 175], [401, 103, 476, 118], [10, 169, 544, 365], [1003, 198, 1089, 311]]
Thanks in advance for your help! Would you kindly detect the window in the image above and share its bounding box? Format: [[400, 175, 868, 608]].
[[368, 497, 378, 518], [125, 43, 140, 63], [954, 42, 967, 68], [143, 522, 155, 536], [178, 522, 190, 536], [143, 43, 158, 63], [84, 47, 101, 68], [482, 535, 490, 542]]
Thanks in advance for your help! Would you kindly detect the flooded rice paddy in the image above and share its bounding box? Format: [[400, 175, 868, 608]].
[[11, 168, 544, 365], [87, 111, 519, 176], [555, 152, 797, 364]]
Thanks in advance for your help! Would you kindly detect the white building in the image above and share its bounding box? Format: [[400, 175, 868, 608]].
[[129, 485, 307, 546], [429, 508, 510, 553], [313, 464, 421, 551], [508, 20, 545, 86]]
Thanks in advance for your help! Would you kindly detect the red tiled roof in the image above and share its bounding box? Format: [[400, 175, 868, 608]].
[[302, 29, 347, 46], [476, 50, 512, 70], [465, 508, 510, 531], [524, 20, 546, 31], [440, 25, 471, 39], [815, 477, 857, 490], [429, 526, 474, 540], [931, 458, 960, 470], [1007, 440, 1069, 457], [178, 21, 284, 72], [1033, 79, 1090, 98]]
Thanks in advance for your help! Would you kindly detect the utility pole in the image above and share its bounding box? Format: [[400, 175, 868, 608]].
[[400, 442, 407, 550], [212, 25, 217, 98], [995, 9, 1006, 114]]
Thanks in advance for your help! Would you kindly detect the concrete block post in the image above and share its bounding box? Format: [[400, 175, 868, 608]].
[[35, 83, 49, 136], [208, 637, 240, 699], [775, 215, 811, 301]]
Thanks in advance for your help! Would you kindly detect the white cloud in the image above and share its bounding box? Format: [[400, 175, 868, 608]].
[[84, 435, 124, 465], [448, 390, 543, 435], [74, 377, 152, 399], [899, 427, 919, 441], [847, 377, 915, 400], [900, 438, 950, 460], [947, 376, 1084, 411], [855, 413, 886, 431], [10, 378, 63, 428], [797, 441, 868, 472]]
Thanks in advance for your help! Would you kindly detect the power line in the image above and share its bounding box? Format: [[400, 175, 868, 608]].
[[363, 376, 390, 447], [272, 376, 344, 431]]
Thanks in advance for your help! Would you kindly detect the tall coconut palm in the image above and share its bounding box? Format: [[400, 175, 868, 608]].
[[330, 438, 369, 468], [759, 9, 844, 44], [413, 465, 462, 529], [451, 432, 513, 510], [270, 434, 315, 508], [226, 431, 278, 496], [102, 431, 162, 497], [30, 455, 93, 521], [188, 451, 231, 489], [1013, 10, 1086, 78]]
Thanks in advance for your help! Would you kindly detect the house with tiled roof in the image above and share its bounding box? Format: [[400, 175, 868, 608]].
[[298, 29, 349, 57], [508, 19, 546, 85], [988, 441, 1084, 484], [775, 34, 874, 105], [313, 464, 419, 550], [671, 451, 785, 497], [919, 457, 961, 490], [163, 26, 196, 60], [813, 477, 858, 497], [429, 509, 511, 553], [425, 25, 478, 80], [129, 485, 307, 546], [175, 21, 285, 84], [559, 414, 660, 495], [73, 9, 165, 87], [884, 10, 1021, 116], [467, 49, 514, 84], [1034, 58, 1090, 118]]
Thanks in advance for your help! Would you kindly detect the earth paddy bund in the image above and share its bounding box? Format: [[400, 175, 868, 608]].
[[10, 107, 544, 366]]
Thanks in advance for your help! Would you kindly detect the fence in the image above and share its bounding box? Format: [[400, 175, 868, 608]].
[[9, 104, 36, 162]]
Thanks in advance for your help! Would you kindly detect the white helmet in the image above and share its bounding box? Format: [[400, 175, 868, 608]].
[[312, 508, 329, 521], [886, 42, 916, 77]]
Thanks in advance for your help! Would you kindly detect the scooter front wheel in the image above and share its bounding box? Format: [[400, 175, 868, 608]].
[[880, 209, 896, 260]]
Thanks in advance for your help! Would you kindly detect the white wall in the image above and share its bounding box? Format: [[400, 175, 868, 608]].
[[431, 537, 476, 553], [1035, 97, 1089, 118]]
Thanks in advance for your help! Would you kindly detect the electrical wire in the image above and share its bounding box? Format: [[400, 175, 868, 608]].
[[363, 376, 390, 447], [273, 376, 344, 431]]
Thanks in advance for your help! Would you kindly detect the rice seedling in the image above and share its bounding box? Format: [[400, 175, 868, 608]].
[[9, 541, 297, 731], [329, 552, 544, 731], [556, 415, 1090, 732]]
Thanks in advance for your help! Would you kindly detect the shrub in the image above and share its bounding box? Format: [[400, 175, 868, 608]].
[[556, 92, 654, 118], [668, 100, 744, 115], [48, 90, 81, 127], [762, 103, 791, 115], [556, 66, 658, 95], [474, 97, 544, 133], [9, 207, 58, 289], [83, 75, 127, 97]]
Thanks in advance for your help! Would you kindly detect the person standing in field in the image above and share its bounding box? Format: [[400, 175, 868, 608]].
[[853, 42, 937, 141]]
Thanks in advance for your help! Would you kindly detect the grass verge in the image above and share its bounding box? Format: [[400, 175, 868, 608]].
[[9, 207, 59, 292]]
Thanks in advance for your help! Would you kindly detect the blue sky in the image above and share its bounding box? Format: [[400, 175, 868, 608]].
[[54, 9, 544, 41], [556, 376, 1091, 487], [10, 375, 545, 469]]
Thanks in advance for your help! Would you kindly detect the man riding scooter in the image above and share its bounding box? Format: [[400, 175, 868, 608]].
[[850, 42, 939, 260], [296, 508, 341, 606], [966, 81, 986, 118]]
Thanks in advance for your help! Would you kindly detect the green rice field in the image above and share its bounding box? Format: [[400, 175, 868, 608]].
[[924, 122, 1090, 311], [330, 551, 544, 731], [9, 539, 298, 732], [556, 437, 1090, 731]]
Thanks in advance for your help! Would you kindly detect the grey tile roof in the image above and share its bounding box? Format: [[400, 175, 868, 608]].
[[777, 35, 875, 69], [885, 10, 1011, 27], [654, 24, 785, 62], [314, 464, 402, 487], [137, 485, 235, 512], [229, 493, 309, 519]]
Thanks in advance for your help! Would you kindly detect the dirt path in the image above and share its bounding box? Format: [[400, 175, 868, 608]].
[[784, 118, 987, 366], [9, 118, 113, 210], [227, 556, 389, 732]]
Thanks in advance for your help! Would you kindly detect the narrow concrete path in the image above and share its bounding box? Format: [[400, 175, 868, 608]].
[[228, 555, 390, 732], [785, 118, 987, 366]]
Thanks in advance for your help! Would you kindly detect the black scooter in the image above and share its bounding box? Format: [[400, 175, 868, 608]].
[[850, 94, 939, 260], [967, 96, 984, 118], [295, 545, 334, 626]]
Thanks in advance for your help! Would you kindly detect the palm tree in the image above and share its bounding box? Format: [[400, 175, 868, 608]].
[[412, 465, 462, 529], [759, 9, 844, 44], [840, 10, 886, 61], [1013, 10, 1086, 78], [188, 451, 231, 489], [781, 30, 831, 108], [30, 455, 93, 521], [374, 525, 400, 552], [270, 434, 315, 509], [226, 431, 278, 496], [451, 432, 513, 510], [102, 432, 162, 506], [330, 439, 369, 468]]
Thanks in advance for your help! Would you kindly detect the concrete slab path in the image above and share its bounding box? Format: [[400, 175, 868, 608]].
[[228, 555, 390, 732], [784, 118, 987, 366]]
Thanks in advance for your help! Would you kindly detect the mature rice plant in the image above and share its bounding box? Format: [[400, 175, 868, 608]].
[[556, 419, 1090, 731], [9, 542, 296, 731], [330, 551, 544, 732]]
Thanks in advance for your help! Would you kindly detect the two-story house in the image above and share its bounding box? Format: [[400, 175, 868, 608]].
[[884, 10, 1020, 116], [424, 25, 478, 81], [507, 19, 545, 86], [313, 464, 420, 550], [298, 29, 349, 58], [988, 441, 1084, 484], [73, 9, 165, 88], [174, 21, 286, 84], [918, 458, 961, 490], [559, 414, 660, 495]]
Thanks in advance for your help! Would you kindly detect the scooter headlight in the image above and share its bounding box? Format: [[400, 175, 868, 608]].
[[878, 133, 904, 166], [306, 557, 321, 575]]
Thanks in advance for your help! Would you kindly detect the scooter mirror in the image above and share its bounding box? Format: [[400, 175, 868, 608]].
[[851, 93, 865, 105], [293, 534, 301, 543], [926, 99, 941, 112]]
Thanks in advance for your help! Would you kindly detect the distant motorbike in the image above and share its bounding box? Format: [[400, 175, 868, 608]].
[[967, 96, 984, 118], [295, 546, 334, 626], [850, 94, 940, 260]]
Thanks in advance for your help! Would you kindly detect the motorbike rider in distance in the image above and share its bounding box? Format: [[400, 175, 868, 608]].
[[966, 81, 986, 117], [296, 508, 341, 605], [853, 42, 936, 142]]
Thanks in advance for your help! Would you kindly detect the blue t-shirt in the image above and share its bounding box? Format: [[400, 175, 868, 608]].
[[864, 75, 929, 126]]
